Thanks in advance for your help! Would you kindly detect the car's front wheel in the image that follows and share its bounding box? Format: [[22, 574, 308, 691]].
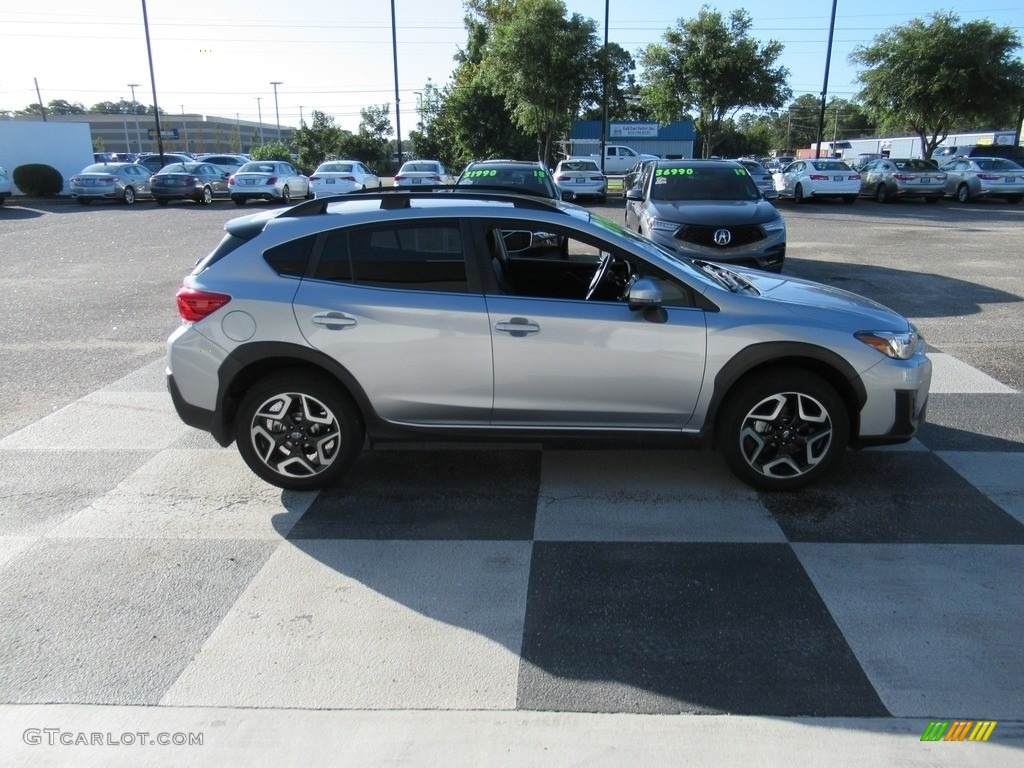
[[718, 367, 849, 491], [281, 185, 291, 204], [794, 184, 806, 204], [956, 184, 971, 203], [123, 186, 136, 205], [875, 184, 889, 203], [235, 371, 364, 491]]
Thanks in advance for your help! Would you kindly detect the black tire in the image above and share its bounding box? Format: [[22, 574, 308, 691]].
[[794, 184, 806, 204], [842, 195, 856, 205], [200, 186, 213, 205], [235, 371, 364, 491], [232, 197, 246, 206], [123, 186, 136, 205], [598, 195, 607, 204], [718, 367, 849, 491], [155, 198, 169, 206], [281, 185, 291, 204], [956, 184, 971, 204], [1006, 195, 1021, 204], [875, 184, 889, 203]]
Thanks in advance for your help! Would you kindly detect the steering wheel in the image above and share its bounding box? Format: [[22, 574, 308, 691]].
[[585, 251, 614, 300]]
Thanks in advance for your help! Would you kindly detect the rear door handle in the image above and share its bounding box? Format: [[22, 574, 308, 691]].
[[495, 317, 540, 337], [311, 311, 357, 330]]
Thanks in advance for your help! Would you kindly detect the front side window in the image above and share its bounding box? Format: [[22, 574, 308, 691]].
[[315, 221, 468, 292]]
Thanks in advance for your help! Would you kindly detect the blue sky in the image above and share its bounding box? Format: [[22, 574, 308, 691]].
[[2, 1, 1021, 133]]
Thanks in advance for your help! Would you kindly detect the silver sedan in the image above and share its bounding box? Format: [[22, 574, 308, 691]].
[[858, 158, 945, 203], [941, 157, 1024, 203], [228, 161, 310, 206], [69, 163, 153, 205]]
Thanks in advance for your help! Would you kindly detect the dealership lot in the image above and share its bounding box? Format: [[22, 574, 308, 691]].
[[1, 197, 1022, 765]]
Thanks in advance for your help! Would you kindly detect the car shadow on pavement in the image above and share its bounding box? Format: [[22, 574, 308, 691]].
[[784, 257, 1022, 319]]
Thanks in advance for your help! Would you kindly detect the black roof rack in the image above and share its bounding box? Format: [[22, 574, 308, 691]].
[[279, 188, 563, 218]]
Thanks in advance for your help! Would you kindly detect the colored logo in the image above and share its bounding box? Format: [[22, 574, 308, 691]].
[[921, 720, 997, 742]]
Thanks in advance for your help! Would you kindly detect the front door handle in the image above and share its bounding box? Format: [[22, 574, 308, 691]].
[[495, 317, 540, 337], [311, 311, 357, 330]]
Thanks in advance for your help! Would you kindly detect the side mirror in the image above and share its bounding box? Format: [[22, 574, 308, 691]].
[[501, 230, 534, 253], [627, 278, 666, 325], [625, 188, 643, 201]]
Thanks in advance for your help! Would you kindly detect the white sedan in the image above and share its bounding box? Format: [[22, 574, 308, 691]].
[[773, 159, 860, 204], [228, 161, 310, 205], [308, 161, 381, 198], [394, 160, 451, 188]]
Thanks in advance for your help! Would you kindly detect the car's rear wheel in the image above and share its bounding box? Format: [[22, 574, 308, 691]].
[[956, 184, 971, 203], [123, 186, 136, 205], [281, 185, 291, 204], [200, 186, 213, 204], [235, 372, 364, 491], [155, 198, 169, 206], [875, 184, 889, 203], [794, 184, 806, 204], [718, 367, 849, 491], [233, 197, 246, 206]]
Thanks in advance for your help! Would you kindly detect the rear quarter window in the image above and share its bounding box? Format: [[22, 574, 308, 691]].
[[263, 235, 316, 277]]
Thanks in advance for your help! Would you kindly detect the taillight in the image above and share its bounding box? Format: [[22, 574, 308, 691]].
[[893, 173, 914, 181], [70, 177, 79, 184], [228, 177, 235, 186], [103, 177, 117, 183], [978, 173, 1000, 180], [308, 175, 319, 181], [186, 176, 198, 184], [265, 176, 278, 185], [175, 286, 231, 322], [393, 175, 405, 182], [339, 176, 356, 182], [850, 174, 860, 180], [936, 174, 947, 181], [809, 174, 828, 180]]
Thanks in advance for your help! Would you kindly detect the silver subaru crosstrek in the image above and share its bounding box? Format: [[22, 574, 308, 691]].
[[167, 189, 931, 492]]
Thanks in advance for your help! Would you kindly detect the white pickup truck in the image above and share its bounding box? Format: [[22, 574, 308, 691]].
[[585, 145, 660, 174]]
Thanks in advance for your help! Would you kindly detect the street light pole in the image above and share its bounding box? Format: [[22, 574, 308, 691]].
[[255, 97, 264, 144], [127, 83, 142, 153], [270, 81, 282, 142]]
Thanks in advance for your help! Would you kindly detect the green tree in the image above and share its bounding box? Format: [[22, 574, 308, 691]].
[[90, 99, 156, 115], [639, 7, 791, 158], [479, 0, 599, 166], [851, 12, 1024, 159], [294, 110, 344, 169], [249, 141, 292, 161], [47, 99, 86, 114], [337, 105, 393, 172], [577, 42, 643, 122]]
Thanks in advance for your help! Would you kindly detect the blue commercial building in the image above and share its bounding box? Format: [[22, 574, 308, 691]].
[[564, 120, 696, 159]]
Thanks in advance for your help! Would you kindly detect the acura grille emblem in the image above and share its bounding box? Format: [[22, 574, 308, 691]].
[[714, 229, 732, 246]]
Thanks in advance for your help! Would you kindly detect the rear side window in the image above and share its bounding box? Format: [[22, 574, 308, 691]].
[[315, 221, 467, 292], [264, 235, 316, 277]]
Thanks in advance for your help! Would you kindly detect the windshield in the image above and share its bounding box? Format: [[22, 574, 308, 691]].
[[650, 166, 761, 201], [457, 167, 558, 198]]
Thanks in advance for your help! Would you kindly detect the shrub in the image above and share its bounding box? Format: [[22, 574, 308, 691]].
[[248, 141, 292, 162], [13, 164, 64, 196]]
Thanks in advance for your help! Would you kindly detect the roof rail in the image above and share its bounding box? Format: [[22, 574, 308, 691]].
[[279, 188, 563, 218]]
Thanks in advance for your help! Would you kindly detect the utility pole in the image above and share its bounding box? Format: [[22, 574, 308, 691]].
[[390, 0, 402, 170], [33, 78, 47, 122], [814, 0, 838, 159], [270, 81, 282, 141], [255, 97, 264, 144], [127, 83, 142, 153]]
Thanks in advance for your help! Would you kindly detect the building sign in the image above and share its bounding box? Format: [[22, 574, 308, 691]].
[[147, 128, 180, 139], [610, 122, 659, 139]]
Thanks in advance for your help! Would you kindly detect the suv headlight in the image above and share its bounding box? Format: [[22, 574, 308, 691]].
[[648, 217, 679, 233], [761, 216, 785, 232], [855, 330, 922, 360]]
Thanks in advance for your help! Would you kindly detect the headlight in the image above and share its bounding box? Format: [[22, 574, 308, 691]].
[[648, 218, 679, 233], [761, 216, 786, 232], [855, 330, 922, 360]]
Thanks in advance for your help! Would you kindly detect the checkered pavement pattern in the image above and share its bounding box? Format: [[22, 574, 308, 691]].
[[0, 351, 1021, 720]]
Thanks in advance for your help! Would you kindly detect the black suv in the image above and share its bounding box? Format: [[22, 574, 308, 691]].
[[456, 160, 560, 200]]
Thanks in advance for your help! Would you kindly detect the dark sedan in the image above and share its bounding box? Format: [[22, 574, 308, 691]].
[[150, 163, 231, 205], [625, 159, 787, 272]]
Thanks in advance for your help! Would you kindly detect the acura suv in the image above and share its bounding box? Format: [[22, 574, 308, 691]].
[[167, 189, 930, 493], [626, 159, 786, 272]]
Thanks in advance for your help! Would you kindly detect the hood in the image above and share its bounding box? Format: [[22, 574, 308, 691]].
[[652, 199, 779, 227], [741, 269, 910, 329]]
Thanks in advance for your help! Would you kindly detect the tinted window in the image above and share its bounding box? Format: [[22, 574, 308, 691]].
[[316, 222, 467, 292], [264, 235, 316, 277], [650, 166, 760, 201]]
